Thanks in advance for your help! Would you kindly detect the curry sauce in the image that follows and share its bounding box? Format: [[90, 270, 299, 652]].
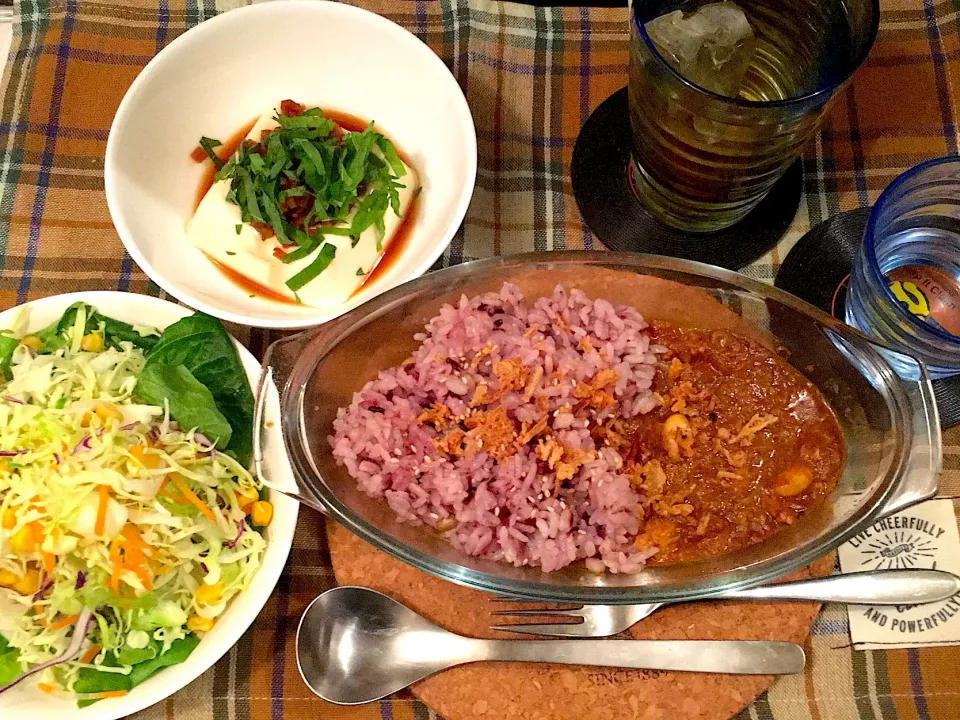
[[605, 323, 845, 565]]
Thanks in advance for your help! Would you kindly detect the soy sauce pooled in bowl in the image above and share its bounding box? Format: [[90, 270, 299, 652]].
[[189, 101, 421, 307]]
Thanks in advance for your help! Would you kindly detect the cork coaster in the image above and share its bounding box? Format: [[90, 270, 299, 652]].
[[327, 520, 833, 720]]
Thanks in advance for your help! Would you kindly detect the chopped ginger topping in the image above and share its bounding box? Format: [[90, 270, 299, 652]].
[[493, 357, 529, 393], [463, 406, 516, 461], [523, 365, 544, 402], [555, 447, 593, 483], [667, 358, 685, 381], [591, 368, 619, 390], [470, 384, 490, 407], [635, 518, 678, 554], [417, 403, 453, 431], [434, 429, 465, 457], [470, 356, 530, 407], [573, 369, 620, 410], [536, 435, 564, 469], [730, 413, 779, 445], [588, 389, 616, 410], [516, 414, 549, 446], [652, 498, 694, 517]]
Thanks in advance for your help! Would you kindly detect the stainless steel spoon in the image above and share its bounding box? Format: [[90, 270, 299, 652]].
[[296, 586, 806, 705]]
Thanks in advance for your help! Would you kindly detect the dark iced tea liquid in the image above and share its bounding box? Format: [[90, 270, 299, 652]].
[[628, 0, 876, 232]]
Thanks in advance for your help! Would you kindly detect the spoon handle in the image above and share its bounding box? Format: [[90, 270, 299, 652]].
[[723, 569, 960, 605], [483, 639, 804, 675]]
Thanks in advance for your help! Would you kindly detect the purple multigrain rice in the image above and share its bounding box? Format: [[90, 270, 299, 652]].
[[330, 284, 662, 573]]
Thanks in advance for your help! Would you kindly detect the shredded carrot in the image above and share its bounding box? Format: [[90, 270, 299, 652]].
[[120, 524, 148, 550], [104, 525, 156, 594], [95, 484, 110, 536], [83, 690, 129, 700], [157, 477, 187, 503], [28, 521, 42, 550], [47, 613, 80, 631], [79, 645, 101, 664], [170, 475, 215, 521], [33, 603, 45, 618], [132, 565, 154, 590], [37, 682, 57, 695], [42, 551, 55, 574]]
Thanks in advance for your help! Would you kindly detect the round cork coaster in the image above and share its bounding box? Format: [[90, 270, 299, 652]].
[[327, 520, 833, 720]]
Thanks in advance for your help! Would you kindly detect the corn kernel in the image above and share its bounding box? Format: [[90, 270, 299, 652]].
[[129, 444, 161, 470], [80, 332, 104, 352], [0, 568, 21, 586], [1, 507, 15, 529], [195, 581, 224, 605], [187, 613, 215, 633], [774, 464, 814, 497], [9, 568, 40, 595], [236, 487, 258, 511], [8, 523, 38, 552], [20, 336, 43, 351], [250, 501, 273, 527], [94, 401, 123, 424]]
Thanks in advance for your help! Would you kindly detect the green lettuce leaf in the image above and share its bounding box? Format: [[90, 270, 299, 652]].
[[142, 313, 254, 465], [135, 363, 232, 449], [0, 634, 23, 686], [128, 635, 200, 687], [73, 635, 200, 708]]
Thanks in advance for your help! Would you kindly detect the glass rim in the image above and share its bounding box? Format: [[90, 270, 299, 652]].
[[631, 0, 881, 109], [864, 155, 960, 347]]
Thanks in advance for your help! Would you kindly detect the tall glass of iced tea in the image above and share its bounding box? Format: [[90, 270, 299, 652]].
[[628, 0, 879, 232]]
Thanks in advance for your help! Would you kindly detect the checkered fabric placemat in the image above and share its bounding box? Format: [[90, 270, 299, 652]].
[[1, 0, 959, 718]]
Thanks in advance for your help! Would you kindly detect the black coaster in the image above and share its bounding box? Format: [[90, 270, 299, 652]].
[[775, 208, 960, 430], [571, 87, 803, 270]]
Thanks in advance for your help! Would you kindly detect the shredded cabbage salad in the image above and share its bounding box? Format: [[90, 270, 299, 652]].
[[0, 304, 267, 706]]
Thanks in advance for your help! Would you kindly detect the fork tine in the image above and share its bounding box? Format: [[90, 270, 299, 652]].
[[490, 622, 593, 637], [489, 607, 583, 618]]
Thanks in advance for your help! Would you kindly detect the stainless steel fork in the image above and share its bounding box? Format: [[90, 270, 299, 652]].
[[491, 569, 960, 637]]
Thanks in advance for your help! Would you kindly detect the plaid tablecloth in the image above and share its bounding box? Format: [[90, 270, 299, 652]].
[[1, 0, 959, 718]]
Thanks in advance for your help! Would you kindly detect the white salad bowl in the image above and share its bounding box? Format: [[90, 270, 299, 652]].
[[105, 1, 477, 329], [0, 292, 298, 720]]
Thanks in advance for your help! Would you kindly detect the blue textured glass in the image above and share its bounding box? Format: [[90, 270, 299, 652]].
[[847, 157, 960, 379]]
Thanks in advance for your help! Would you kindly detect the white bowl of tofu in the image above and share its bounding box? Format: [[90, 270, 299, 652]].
[[105, 0, 476, 329]]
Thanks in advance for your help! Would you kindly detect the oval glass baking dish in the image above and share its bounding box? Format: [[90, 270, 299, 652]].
[[254, 252, 941, 603]]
